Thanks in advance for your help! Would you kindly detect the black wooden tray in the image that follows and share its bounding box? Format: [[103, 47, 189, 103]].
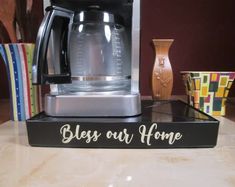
[[26, 100, 219, 148]]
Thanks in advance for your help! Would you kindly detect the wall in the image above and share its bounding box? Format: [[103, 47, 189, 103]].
[[1, 0, 235, 98], [141, 0, 235, 96]]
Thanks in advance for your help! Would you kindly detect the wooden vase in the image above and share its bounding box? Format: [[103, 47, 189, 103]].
[[152, 39, 174, 100]]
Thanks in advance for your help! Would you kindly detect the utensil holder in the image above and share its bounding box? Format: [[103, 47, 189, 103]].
[[181, 71, 235, 116], [0, 43, 42, 121]]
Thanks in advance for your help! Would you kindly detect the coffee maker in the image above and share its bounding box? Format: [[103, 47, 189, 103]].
[[27, 0, 220, 149], [33, 0, 141, 117]]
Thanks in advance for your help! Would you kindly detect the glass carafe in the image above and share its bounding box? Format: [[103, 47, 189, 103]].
[[59, 9, 131, 93]]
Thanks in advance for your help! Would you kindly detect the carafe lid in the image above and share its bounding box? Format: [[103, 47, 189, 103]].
[[74, 7, 120, 24]]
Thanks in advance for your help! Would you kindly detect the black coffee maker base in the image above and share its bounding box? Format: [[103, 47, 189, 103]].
[[26, 100, 219, 148]]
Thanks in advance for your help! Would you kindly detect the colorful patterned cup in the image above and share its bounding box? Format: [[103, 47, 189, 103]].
[[181, 71, 235, 116], [0, 43, 42, 121]]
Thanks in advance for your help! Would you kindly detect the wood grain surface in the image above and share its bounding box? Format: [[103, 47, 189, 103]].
[[0, 0, 17, 42]]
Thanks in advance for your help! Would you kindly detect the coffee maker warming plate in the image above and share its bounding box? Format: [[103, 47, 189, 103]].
[[44, 92, 141, 117]]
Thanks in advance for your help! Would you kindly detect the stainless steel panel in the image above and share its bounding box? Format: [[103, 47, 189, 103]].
[[45, 93, 141, 117], [131, 0, 140, 93]]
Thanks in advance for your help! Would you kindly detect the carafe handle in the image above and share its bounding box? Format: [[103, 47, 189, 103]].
[[32, 6, 74, 85]]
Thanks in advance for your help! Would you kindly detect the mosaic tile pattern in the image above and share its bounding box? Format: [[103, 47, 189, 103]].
[[181, 71, 235, 116], [0, 43, 42, 121]]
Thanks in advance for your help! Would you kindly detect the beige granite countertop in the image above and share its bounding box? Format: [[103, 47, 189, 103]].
[[0, 117, 235, 187]]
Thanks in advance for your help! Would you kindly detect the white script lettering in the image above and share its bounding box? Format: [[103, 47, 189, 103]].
[[106, 129, 134, 144], [60, 124, 101, 144], [139, 123, 182, 145]]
